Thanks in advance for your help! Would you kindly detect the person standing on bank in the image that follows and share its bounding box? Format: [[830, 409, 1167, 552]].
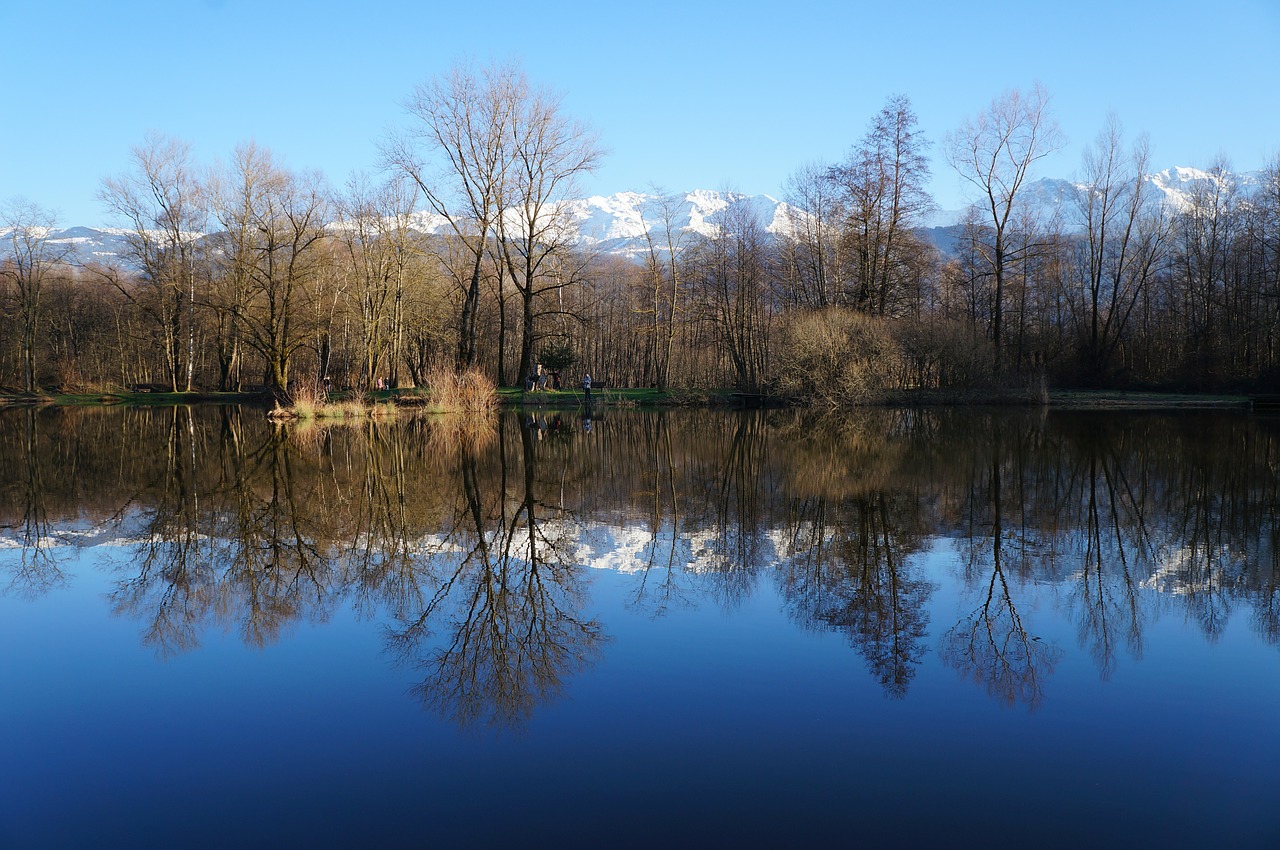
[[583, 372, 592, 405]]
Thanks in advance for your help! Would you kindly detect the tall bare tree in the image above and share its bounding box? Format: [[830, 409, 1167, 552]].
[[496, 76, 603, 385], [694, 194, 774, 390], [639, 188, 692, 389], [2, 200, 70, 393], [376, 178, 422, 389], [1073, 116, 1171, 383], [1258, 155, 1280, 371], [100, 133, 208, 391], [211, 145, 329, 395], [1174, 157, 1240, 381], [831, 94, 934, 315], [207, 141, 273, 391], [946, 84, 1064, 364], [334, 173, 393, 388], [781, 162, 841, 309], [385, 60, 519, 371]]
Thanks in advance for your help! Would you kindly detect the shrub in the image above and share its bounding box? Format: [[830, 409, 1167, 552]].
[[774, 307, 905, 406], [425, 367, 498, 413]]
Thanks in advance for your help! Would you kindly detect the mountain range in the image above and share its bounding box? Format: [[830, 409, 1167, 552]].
[[4, 166, 1263, 269]]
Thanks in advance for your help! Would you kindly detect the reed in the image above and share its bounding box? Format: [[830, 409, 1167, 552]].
[[425, 368, 499, 413]]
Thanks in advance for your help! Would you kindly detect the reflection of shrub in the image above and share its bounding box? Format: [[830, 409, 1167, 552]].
[[774, 307, 904, 406], [423, 410, 498, 453]]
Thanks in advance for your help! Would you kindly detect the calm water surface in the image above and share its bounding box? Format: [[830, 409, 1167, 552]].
[[2, 406, 1279, 848]]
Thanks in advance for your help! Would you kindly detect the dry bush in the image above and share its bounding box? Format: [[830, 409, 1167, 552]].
[[287, 378, 326, 419], [774, 307, 905, 406], [425, 367, 498, 413]]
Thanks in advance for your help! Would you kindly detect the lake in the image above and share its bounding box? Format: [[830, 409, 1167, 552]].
[[2, 405, 1279, 848]]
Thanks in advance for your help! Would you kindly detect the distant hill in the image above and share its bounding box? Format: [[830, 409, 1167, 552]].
[[4, 168, 1263, 269]]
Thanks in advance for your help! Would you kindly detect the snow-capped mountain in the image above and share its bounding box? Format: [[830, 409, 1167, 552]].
[[928, 166, 1266, 231], [4, 168, 1267, 269], [5, 190, 799, 269], [1, 225, 137, 267], [565, 189, 795, 259]]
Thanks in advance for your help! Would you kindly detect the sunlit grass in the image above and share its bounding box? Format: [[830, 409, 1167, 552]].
[[423, 368, 499, 413]]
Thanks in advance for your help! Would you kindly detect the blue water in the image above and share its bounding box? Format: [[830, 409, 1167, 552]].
[[3, 407, 1280, 847], [3, 542, 1279, 848]]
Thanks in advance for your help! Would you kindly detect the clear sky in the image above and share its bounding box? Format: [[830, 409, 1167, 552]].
[[5, 0, 1279, 226]]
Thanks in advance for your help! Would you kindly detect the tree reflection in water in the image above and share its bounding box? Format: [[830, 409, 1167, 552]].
[[385, 415, 605, 729], [0, 408, 66, 597], [3, 406, 1280, 721], [773, 413, 935, 698], [940, 428, 1064, 708], [1063, 431, 1151, 678]]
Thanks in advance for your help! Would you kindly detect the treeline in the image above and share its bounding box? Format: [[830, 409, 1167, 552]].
[[2, 68, 1278, 397]]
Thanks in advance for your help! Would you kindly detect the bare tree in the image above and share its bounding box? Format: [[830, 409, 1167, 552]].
[[1258, 155, 1280, 371], [334, 173, 393, 388], [375, 178, 423, 389], [2, 199, 70, 392], [693, 194, 774, 390], [781, 162, 842, 309], [210, 145, 329, 395], [831, 94, 934, 316], [1173, 157, 1240, 381], [497, 77, 604, 385], [1073, 116, 1171, 383], [946, 84, 1064, 365], [385, 60, 519, 371], [207, 141, 273, 391], [100, 133, 209, 391], [638, 188, 692, 389]]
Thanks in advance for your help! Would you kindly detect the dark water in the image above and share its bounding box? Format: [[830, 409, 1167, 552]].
[[2, 405, 1280, 848]]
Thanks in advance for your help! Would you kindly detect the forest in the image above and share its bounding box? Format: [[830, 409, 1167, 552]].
[[2, 64, 1279, 401]]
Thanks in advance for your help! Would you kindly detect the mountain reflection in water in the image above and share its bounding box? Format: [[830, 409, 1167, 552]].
[[2, 405, 1279, 725]]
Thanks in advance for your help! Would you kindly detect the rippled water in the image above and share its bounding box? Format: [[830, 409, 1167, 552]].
[[2, 405, 1279, 847]]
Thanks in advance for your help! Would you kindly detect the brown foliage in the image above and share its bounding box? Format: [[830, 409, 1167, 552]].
[[774, 307, 905, 406]]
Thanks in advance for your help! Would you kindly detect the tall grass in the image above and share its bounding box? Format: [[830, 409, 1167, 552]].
[[425, 367, 498, 413], [269, 378, 397, 421], [264, 369, 497, 421]]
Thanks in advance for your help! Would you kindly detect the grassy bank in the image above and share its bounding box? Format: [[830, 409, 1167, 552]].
[[0, 390, 271, 406], [0, 387, 1257, 412], [1046, 390, 1250, 410], [497, 386, 739, 407]]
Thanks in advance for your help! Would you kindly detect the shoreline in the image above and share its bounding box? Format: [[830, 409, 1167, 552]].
[[0, 388, 1258, 411]]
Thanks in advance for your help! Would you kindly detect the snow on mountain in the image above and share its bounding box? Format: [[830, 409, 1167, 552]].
[[6, 168, 1269, 269], [928, 166, 1266, 236], [1145, 165, 1264, 212], [335, 190, 798, 262], [564, 189, 795, 259], [0, 225, 136, 267]]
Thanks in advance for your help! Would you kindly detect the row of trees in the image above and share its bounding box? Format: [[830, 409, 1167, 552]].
[[2, 67, 1279, 396]]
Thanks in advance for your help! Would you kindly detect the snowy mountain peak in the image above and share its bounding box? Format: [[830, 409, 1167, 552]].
[[8, 166, 1270, 269], [564, 189, 800, 258]]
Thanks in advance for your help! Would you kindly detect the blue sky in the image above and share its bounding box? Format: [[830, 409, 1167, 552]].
[[5, 0, 1279, 226]]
